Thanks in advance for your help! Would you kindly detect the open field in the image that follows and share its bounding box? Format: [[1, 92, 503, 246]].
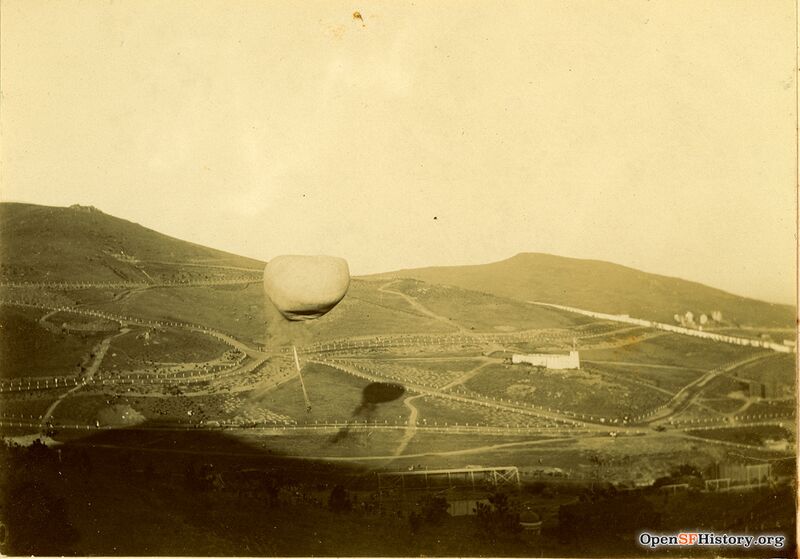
[[103, 326, 231, 370], [464, 364, 669, 418], [248, 363, 411, 425], [307, 279, 464, 338], [236, 430, 405, 458], [380, 432, 738, 483], [0, 394, 62, 419], [340, 357, 486, 388], [346, 280, 437, 319], [687, 425, 794, 447], [136, 260, 260, 283], [90, 284, 268, 345], [383, 278, 594, 332], [699, 397, 748, 414], [580, 360, 703, 393], [728, 353, 796, 387], [44, 310, 119, 332], [333, 344, 489, 360], [746, 400, 797, 416], [399, 432, 557, 456], [705, 326, 797, 341], [411, 394, 558, 427], [580, 333, 765, 370], [700, 375, 750, 399], [0, 305, 105, 379]]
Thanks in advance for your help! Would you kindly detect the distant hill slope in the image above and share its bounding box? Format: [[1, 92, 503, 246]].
[[368, 253, 796, 328], [3, 204, 793, 329], [0, 203, 264, 283]]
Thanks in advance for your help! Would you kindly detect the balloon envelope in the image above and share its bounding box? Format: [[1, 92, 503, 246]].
[[263, 255, 350, 321]]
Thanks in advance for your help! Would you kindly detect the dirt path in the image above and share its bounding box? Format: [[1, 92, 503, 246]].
[[65, 433, 580, 462], [139, 260, 263, 273], [725, 397, 757, 416], [645, 352, 775, 424], [342, 355, 487, 362], [439, 360, 493, 391], [40, 329, 129, 430], [111, 285, 152, 303], [312, 435, 581, 461], [582, 359, 704, 372], [579, 332, 668, 350], [393, 395, 422, 456], [379, 281, 468, 334], [389, 366, 499, 456], [38, 309, 60, 325]]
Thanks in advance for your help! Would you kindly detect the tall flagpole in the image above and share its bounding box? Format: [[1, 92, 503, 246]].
[[293, 345, 312, 412]]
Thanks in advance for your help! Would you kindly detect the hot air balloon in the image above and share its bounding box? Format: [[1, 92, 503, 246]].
[[262, 254, 350, 413], [263, 255, 350, 321]]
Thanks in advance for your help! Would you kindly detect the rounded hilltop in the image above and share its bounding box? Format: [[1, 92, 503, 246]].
[[69, 204, 103, 213]]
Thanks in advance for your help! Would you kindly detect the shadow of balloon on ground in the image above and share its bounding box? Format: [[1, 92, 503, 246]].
[[361, 382, 406, 407], [330, 382, 406, 444]]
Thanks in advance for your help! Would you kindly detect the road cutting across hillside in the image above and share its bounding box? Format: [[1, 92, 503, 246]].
[[1, 270, 794, 470]]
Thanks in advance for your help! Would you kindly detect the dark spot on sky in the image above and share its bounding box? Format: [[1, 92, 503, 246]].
[[433, 216, 437, 220]]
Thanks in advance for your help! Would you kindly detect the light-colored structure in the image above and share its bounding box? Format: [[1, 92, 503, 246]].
[[377, 466, 521, 493], [447, 498, 490, 516], [529, 301, 796, 353], [512, 350, 580, 369]]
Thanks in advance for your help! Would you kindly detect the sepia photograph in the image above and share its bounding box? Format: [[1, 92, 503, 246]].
[[0, 0, 797, 556]]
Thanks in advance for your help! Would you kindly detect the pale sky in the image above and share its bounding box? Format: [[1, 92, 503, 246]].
[[1, 1, 796, 304]]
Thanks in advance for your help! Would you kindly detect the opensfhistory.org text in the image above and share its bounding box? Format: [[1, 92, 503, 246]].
[[639, 532, 785, 550]]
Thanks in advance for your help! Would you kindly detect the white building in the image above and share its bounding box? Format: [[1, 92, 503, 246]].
[[512, 351, 580, 370]]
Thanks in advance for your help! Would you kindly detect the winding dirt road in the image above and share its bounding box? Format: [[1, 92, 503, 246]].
[[379, 281, 469, 334], [39, 328, 129, 430], [393, 395, 422, 457]]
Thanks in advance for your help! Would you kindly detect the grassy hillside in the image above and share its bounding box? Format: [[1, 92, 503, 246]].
[[0, 203, 263, 283], [369, 253, 796, 328], [0, 305, 103, 379], [2, 204, 792, 328]]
